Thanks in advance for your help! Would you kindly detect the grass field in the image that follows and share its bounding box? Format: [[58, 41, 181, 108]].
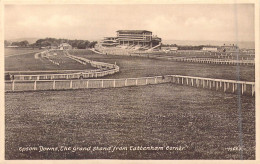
[[5, 84, 255, 159], [69, 50, 255, 81], [5, 49, 255, 159], [5, 49, 95, 72], [5, 48, 42, 57]]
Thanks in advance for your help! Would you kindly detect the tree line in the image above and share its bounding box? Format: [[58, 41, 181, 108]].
[[4, 40, 29, 47], [4, 38, 97, 49]]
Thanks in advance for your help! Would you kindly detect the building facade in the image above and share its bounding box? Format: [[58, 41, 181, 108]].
[[220, 44, 239, 52], [202, 46, 218, 52], [59, 43, 72, 50], [101, 37, 119, 46], [102, 30, 161, 49]]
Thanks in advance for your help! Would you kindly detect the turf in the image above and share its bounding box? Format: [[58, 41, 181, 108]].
[[5, 49, 255, 160], [69, 50, 255, 81], [5, 49, 95, 72], [4, 48, 42, 57], [5, 84, 255, 159]]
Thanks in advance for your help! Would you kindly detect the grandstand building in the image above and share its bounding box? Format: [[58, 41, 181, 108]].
[[101, 30, 162, 49], [101, 37, 119, 47]]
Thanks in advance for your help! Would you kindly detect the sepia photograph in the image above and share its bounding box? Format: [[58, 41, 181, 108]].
[[2, 1, 258, 161]]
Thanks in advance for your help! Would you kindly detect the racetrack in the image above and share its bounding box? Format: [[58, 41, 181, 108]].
[[5, 48, 255, 160]]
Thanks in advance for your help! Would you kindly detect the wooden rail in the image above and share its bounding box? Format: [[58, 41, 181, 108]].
[[5, 75, 255, 96], [5, 76, 168, 92], [169, 57, 255, 65], [94, 46, 255, 66], [168, 75, 255, 96], [129, 54, 255, 65]]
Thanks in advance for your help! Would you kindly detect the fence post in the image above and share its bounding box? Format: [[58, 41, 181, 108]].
[[146, 78, 148, 85], [70, 80, 72, 88], [252, 84, 255, 96], [155, 77, 157, 84], [113, 79, 116, 87], [135, 79, 138, 85], [53, 80, 56, 90], [12, 80, 15, 91], [34, 81, 37, 90], [125, 79, 127, 86], [242, 83, 244, 95], [101, 80, 104, 88]]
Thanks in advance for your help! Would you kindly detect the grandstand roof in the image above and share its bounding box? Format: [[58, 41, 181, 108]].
[[117, 30, 152, 34]]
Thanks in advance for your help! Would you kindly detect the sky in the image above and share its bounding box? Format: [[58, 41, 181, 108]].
[[4, 4, 255, 42]]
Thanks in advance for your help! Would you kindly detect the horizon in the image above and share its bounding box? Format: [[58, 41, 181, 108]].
[[6, 37, 255, 49], [5, 4, 254, 42]]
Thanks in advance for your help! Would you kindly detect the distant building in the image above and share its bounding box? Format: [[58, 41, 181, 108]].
[[6, 45, 19, 48], [240, 49, 255, 53], [59, 43, 72, 50], [162, 46, 178, 51], [101, 37, 119, 47], [202, 46, 218, 52], [220, 44, 239, 52]]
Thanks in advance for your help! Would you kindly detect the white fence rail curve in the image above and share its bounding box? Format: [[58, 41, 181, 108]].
[[6, 50, 120, 81]]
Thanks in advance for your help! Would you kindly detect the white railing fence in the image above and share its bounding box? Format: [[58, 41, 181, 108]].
[[5, 75, 255, 96]]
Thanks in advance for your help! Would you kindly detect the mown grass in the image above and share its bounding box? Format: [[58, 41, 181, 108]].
[[4, 48, 42, 57], [5, 49, 255, 159], [5, 84, 255, 159], [5, 49, 94, 72], [70, 50, 255, 81]]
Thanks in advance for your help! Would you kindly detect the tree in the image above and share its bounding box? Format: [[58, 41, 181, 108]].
[[34, 38, 96, 49], [77, 41, 87, 49], [4, 40, 11, 47], [88, 41, 97, 48], [19, 40, 29, 47]]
